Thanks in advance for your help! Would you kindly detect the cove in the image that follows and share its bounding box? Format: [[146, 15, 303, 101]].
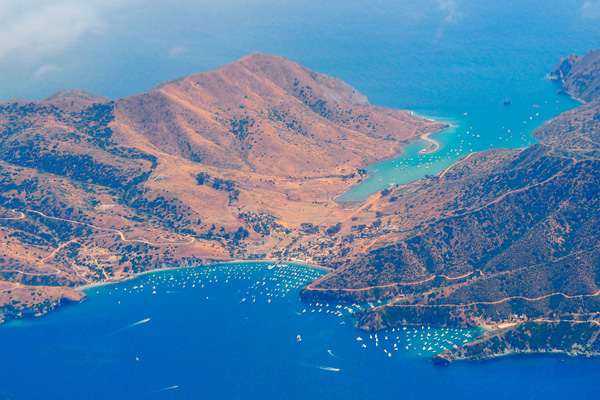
[[337, 79, 581, 202]]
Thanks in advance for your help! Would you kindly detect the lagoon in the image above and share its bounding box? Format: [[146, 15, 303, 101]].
[[337, 77, 581, 201]]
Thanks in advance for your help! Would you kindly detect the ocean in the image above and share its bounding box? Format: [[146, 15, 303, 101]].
[[1, 0, 600, 398], [1, 263, 599, 399]]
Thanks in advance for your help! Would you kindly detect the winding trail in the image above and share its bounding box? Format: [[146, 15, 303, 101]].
[[438, 152, 475, 179], [0, 268, 61, 277], [24, 209, 195, 246], [306, 270, 478, 292], [448, 163, 573, 220], [0, 210, 196, 279], [383, 289, 600, 310], [0, 210, 25, 220], [532, 317, 600, 327], [0, 282, 21, 293]]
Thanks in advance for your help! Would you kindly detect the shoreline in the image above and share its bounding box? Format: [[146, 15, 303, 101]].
[[418, 131, 441, 154], [434, 345, 600, 365], [219, 258, 333, 272], [334, 118, 448, 204], [76, 258, 333, 292], [408, 111, 447, 154]]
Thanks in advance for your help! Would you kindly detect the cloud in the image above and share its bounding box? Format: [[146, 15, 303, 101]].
[[581, 1, 600, 18], [437, 0, 461, 24], [168, 45, 186, 59], [33, 64, 60, 80], [433, 0, 462, 40], [0, 0, 133, 64]]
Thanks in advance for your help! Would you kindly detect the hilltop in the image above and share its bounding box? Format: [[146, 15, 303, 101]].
[[0, 54, 441, 321], [46, 89, 110, 103]]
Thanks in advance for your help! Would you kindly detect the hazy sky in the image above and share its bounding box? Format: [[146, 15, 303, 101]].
[[0, 0, 599, 103]]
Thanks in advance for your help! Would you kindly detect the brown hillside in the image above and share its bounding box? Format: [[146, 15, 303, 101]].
[[0, 54, 441, 322], [113, 53, 437, 176]]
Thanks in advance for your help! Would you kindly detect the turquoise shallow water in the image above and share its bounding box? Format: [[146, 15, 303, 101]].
[[1, 263, 600, 400], [338, 83, 581, 201], [2, 1, 600, 398]]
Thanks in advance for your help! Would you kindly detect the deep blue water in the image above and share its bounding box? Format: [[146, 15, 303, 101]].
[[1, 263, 600, 400], [2, 1, 600, 398]]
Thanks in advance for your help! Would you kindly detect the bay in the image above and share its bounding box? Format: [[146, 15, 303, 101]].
[[1, 263, 599, 400]]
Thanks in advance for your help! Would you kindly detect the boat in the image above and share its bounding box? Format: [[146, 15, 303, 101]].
[[503, 98, 511, 105], [297, 335, 302, 342]]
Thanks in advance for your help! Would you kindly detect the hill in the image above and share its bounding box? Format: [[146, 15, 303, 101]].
[[550, 48, 600, 102], [6, 50, 600, 364], [46, 89, 110, 103], [0, 54, 441, 322]]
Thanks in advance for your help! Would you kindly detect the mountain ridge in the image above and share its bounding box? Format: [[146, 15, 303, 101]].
[[550, 48, 600, 102]]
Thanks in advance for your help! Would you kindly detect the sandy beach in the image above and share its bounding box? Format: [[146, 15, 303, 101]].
[[76, 258, 332, 292], [419, 131, 441, 154]]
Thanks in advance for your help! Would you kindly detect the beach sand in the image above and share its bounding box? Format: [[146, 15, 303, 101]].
[[419, 132, 440, 154]]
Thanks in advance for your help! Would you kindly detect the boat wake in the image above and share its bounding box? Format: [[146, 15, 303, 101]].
[[114, 318, 151, 333], [302, 363, 340, 372], [127, 318, 151, 328], [153, 385, 179, 392], [327, 349, 340, 359], [318, 366, 341, 372]]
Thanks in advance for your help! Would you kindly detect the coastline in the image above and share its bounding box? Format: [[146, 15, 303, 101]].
[[433, 345, 600, 366], [408, 111, 446, 154], [220, 258, 333, 272], [419, 131, 441, 154], [0, 258, 332, 326], [407, 111, 445, 154], [76, 258, 332, 293], [334, 113, 448, 204]]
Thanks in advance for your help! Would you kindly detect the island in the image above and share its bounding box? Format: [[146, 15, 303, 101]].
[[1, 49, 600, 364]]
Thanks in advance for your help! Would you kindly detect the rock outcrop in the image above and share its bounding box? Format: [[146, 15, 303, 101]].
[[550, 49, 600, 102]]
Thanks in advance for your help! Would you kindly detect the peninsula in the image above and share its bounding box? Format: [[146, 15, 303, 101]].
[[1, 50, 600, 364], [419, 131, 440, 154], [0, 53, 443, 320]]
